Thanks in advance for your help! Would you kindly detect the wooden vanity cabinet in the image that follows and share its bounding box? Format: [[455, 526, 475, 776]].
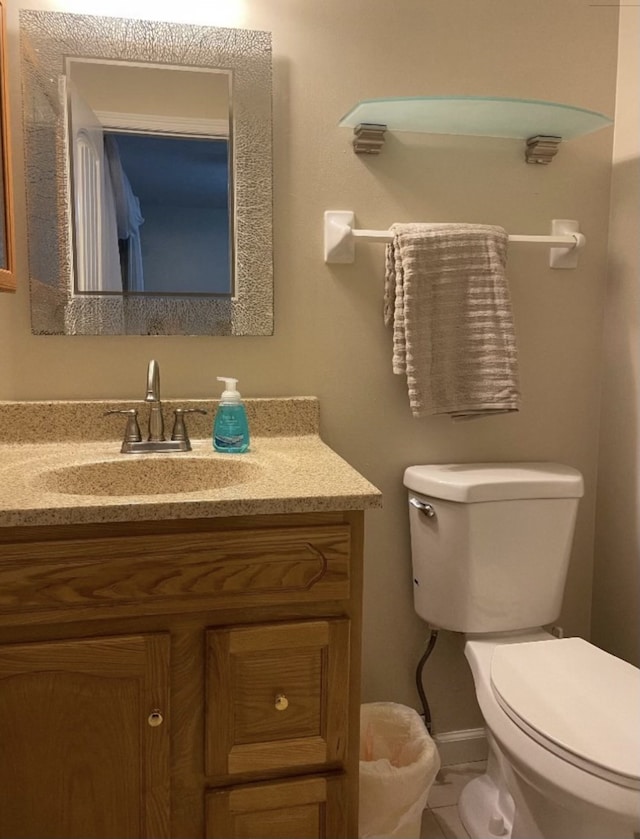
[[0, 511, 364, 839]]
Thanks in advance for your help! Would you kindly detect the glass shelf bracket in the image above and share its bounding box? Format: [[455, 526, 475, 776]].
[[338, 96, 613, 163]]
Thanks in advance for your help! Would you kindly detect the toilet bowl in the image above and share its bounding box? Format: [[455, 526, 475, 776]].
[[403, 463, 640, 839], [460, 631, 640, 839]]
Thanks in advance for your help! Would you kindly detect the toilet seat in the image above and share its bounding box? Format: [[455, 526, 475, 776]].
[[490, 637, 640, 790]]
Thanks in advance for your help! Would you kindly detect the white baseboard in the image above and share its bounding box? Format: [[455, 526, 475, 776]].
[[432, 727, 488, 766]]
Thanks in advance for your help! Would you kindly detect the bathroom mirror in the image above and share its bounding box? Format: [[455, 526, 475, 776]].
[[20, 10, 273, 335], [0, 0, 15, 292]]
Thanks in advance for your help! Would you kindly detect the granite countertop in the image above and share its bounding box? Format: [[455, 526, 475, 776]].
[[0, 398, 382, 528]]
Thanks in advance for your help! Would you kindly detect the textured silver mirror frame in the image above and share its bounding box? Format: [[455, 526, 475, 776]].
[[20, 11, 273, 336]]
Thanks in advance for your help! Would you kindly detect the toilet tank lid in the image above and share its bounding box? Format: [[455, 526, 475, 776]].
[[403, 463, 584, 502]]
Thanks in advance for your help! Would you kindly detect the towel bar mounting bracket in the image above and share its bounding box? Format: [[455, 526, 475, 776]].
[[548, 219, 583, 268], [324, 211, 357, 263]]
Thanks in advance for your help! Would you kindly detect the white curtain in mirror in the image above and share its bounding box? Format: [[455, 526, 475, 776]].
[[69, 81, 124, 293]]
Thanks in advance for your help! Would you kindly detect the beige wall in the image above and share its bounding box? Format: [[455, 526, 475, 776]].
[[0, 0, 619, 733], [592, 7, 640, 668]]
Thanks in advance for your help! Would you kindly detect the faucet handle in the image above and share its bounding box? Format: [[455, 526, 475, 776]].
[[171, 408, 207, 446], [105, 408, 142, 444]]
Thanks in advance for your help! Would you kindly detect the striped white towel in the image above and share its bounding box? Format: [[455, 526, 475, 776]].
[[384, 223, 520, 419]]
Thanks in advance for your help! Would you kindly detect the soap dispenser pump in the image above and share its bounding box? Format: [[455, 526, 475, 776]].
[[213, 377, 250, 453]]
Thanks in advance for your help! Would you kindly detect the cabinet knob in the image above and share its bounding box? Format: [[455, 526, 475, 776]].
[[274, 693, 289, 711], [148, 710, 164, 727]]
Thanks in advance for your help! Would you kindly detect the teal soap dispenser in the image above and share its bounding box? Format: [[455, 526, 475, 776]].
[[213, 376, 250, 453]]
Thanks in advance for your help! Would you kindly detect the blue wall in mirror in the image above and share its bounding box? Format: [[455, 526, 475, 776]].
[[111, 132, 230, 295]]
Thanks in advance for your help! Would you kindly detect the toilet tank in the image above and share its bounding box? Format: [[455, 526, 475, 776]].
[[404, 463, 584, 633]]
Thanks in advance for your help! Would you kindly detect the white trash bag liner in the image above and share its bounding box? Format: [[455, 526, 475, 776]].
[[359, 702, 441, 839]]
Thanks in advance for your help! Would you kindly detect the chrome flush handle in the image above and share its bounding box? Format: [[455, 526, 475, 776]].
[[409, 497, 436, 518]]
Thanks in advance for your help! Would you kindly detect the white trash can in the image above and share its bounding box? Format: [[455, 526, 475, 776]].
[[359, 702, 441, 839]]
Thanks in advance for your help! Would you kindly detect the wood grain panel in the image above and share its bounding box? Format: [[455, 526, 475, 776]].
[[206, 620, 349, 777], [0, 512, 349, 545], [0, 633, 170, 839], [0, 525, 351, 625], [206, 774, 347, 839], [227, 737, 328, 774]]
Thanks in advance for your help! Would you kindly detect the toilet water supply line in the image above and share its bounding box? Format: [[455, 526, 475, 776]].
[[416, 626, 566, 735], [416, 629, 439, 734]]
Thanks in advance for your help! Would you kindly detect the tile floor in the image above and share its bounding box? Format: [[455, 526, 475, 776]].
[[421, 761, 487, 839]]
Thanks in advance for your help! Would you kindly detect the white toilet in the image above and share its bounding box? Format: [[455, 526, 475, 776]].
[[404, 462, 640, 839]]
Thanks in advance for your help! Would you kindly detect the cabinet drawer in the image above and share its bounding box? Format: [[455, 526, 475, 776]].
[[206, 620, 349, 777], [206, 774, 347, 839], [0, 525, 351, 624]]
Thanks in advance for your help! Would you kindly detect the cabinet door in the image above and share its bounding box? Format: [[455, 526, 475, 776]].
[[206, 775, 347, 839], [0, 633, 170, 839], [206, 620, 349, 777]]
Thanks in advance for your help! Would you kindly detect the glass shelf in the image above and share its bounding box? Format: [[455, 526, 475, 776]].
[[339, 96, 613, 141]]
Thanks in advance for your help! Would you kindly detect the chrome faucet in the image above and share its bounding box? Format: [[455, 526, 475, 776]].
[[105, 359, 206, 453], [145, 359, 165, 442]]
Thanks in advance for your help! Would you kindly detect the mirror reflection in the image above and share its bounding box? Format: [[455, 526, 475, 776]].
[[67, 60, 232, 296], [20, 10, 273, 335]]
